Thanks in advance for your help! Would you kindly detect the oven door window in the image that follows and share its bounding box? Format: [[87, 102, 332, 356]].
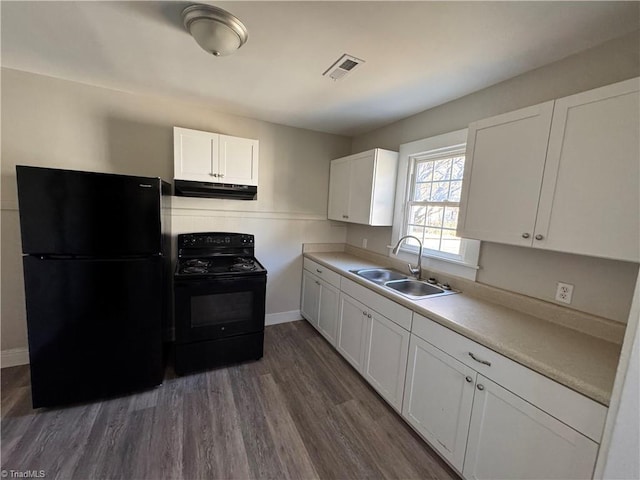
[[191, 291, 254, 327], [174, 275, 266, 342]]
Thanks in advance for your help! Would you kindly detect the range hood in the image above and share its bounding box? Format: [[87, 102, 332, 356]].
[[174, 179, 257, 200]]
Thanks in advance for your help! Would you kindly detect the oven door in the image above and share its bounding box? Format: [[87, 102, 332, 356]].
[[174, 274, 266, 343]]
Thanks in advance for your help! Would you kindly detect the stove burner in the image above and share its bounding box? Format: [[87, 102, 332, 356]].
[[185, 259, 210, 268], [231, 261, 257, 272], [183, 266, 209, 274]]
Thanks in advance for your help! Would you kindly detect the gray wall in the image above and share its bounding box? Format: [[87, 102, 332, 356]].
[[1, 68, 351, 354], [348, 30, 640, 323]]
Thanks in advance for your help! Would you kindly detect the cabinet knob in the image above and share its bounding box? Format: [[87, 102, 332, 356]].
[[362, 311, 367, 315], [521, 233, 530, 239], [342, 215, 349, 219], [535, 234, 544, 240], [477, 384, 485, 391], [367, 314, 372, 318], [465, 376, 473, 383], [210, 173, 218, 177], [316, 269, 323, 273], [315, 281, 320, 285]]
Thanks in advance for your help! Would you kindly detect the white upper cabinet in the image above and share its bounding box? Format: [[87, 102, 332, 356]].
[[458, 78, 639, 262], [327, 149, 398, 226], [536, 79, 639, 261], [457, 102, 554, 247], [174, 127, 259, 186]]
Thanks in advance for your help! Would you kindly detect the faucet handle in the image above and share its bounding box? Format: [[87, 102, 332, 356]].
[[408, 264, 421, 277]]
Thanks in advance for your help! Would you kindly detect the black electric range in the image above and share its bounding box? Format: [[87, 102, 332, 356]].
[[173, 232, 267, 375]]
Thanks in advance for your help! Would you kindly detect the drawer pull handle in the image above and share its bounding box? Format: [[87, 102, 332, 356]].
[[316, 269, 323, 273], [477, 384, 485, 391], [469, 352, 491, 366], [465, 376, 473, 383]]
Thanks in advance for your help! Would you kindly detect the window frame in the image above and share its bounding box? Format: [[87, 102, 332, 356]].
[[391, 129, 480, 281]]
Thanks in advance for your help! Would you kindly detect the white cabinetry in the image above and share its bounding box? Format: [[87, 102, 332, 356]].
[[328, 149, 398, 226], [174, 127, 259, 186], [336, 293, 370, 371], [463, 376, 599, 480], [458, 78, 639, 261], [337, 278, 412, 411], [408, 313, 605, 479], [300, 259, 340, 345], [403, 334, 476, 470]]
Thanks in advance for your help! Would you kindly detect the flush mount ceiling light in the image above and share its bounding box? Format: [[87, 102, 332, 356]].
[[182, 4, 249, 57]]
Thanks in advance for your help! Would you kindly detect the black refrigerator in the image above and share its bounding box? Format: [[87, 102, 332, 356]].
[[16, 165, 171, 408]]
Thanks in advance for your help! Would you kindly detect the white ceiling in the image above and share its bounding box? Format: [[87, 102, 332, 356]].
[[2, 1, 639, 136]]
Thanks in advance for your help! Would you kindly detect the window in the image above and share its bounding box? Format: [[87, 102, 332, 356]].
[[406, 150, 465, 256], [391, 129, 480, 281]]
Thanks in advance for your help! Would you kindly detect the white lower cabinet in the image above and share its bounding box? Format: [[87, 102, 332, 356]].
[[362, 310, 410, 412], [463, 376, 599, 480], [300, 269, 339, 345], [402, 334, 476, 471], [336, 293, 369, 372]]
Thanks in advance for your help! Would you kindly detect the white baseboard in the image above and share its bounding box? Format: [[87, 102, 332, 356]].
[[1, 348, 30, 368], [265, 310, 302, 326]]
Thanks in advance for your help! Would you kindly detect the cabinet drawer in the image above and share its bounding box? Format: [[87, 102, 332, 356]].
[[412, 313, 607, 443], [303, 258, 341, 288], [341, 277, 412, 331]]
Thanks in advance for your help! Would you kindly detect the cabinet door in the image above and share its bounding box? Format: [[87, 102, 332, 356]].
[[218, 134, 259, 186], [463, 376, 599, 480], [347, 153, 375, 224], [174, 127, 217, 182], [363, 311, 410, 412], [301, 270, 320, 328], [535, 78, 640, 261], [328, 158, 351, 221], [402, 334, 476, 472], [317, 280, 339, 346], [458, 102, 554, 246], [336, 294, 369, 373]]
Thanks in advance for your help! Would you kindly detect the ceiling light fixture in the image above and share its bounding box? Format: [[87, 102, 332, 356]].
[[182, 4, 249, 57]]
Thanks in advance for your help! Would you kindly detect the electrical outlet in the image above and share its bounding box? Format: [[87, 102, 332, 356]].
[[362, 238, 368, 248], [555, 282, 574, 304]]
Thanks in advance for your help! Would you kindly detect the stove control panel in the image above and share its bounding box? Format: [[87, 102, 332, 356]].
[[179, 232, 254, 249]]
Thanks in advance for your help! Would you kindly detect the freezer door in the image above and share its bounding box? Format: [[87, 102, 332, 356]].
[[23, 256, 164, 408], [16, 166, 163, 255]]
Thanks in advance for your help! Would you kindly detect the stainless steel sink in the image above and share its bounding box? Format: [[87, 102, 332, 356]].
[[350, 268, 457, 299], [385, 279, 450, 298], [351, 268, 408, 284]]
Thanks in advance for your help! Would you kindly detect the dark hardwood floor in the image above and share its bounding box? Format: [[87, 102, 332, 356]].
[[1, 320, 459, 480]]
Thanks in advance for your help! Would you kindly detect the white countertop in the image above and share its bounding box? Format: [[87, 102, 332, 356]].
[[304, 251, 621, 406]]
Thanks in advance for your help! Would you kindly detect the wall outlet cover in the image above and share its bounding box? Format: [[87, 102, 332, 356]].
[[555, 282, 574, 304]]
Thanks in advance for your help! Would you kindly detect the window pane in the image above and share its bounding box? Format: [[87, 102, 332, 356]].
[[416, 161, 433, 182], [449, 181, 462, 202], [414, 183, 431, 201], [433, 158, 452, 181], [424, 227, 441, 250], [441, 238, 461, 254], [430, 182, 451, 201], [451, 157, 465, 180], [426, 206, 444, 227], [409, 205, 426, 225], [443, 206, 459, 229], [407, 225, 424, 244]]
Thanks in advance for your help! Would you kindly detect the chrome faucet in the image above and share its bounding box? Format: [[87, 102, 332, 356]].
[[392, 235, 423, 280]]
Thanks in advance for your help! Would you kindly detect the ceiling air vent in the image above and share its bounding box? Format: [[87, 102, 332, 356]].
[[323, 54, 365, 81]]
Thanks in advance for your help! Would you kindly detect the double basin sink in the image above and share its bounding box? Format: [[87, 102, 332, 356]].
[[349, 268, 457, 300]]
